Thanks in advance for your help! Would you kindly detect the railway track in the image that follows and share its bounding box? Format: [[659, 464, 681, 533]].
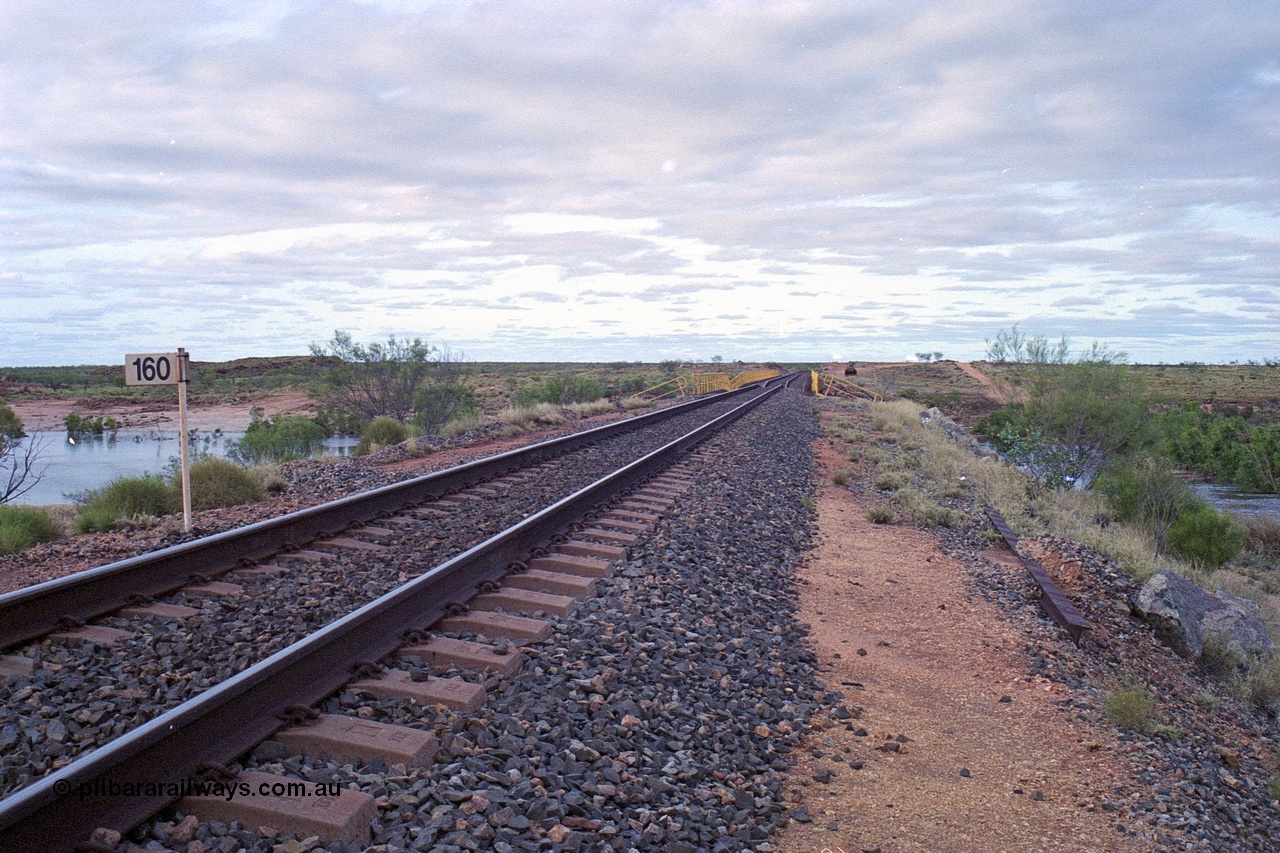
[[0, 388, 774, 793], [0, 375, 813, 851]]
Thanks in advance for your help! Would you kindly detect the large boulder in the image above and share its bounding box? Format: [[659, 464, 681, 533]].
[[1131, 570, 1273, 662]]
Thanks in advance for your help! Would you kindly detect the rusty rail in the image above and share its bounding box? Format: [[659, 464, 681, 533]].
[[982, 505, 1090, 644]]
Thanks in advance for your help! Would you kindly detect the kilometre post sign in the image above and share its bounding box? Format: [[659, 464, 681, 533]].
[[124, 349, 193, 530], [124, 352, 181, 386]]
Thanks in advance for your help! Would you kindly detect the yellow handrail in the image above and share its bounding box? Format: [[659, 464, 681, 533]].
[[628, 367, 781, 404], [728, 369, 779, 389], [810, 370, 883, 402], [630, 376, 689, 402], [692, 372, 731, 394]]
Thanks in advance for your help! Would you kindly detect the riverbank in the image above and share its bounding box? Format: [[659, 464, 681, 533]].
[[7, 392, 317, 432]]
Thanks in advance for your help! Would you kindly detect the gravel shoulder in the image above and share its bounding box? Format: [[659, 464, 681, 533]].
[[774, 431, 1145, 852]]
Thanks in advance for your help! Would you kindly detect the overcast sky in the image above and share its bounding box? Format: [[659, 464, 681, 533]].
[[2, 1, 1277, 367]]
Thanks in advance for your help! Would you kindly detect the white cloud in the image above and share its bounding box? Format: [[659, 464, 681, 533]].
[[1, 1, 1277, 365]]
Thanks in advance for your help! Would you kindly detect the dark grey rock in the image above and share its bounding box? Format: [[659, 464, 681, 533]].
[[1132, 570, 1273, 661]]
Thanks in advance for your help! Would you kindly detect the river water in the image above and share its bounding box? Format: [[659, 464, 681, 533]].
[[7, 430, 357, 506], [1188, 482, 1280, 523]]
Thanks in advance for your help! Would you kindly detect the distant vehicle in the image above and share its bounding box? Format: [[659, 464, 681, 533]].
[[844, 364, 858, 376]]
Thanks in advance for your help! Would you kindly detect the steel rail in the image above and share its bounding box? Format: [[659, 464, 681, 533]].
[[0, 381, 783, 852], [982, 505, 1090, 644], [0, 384, 768, 651]]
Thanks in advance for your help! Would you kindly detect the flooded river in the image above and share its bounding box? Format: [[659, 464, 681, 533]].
[[7, 430, 357, 506]]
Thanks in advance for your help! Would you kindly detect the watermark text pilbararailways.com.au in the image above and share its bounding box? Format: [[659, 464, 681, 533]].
[[54, 777, 344, 802]]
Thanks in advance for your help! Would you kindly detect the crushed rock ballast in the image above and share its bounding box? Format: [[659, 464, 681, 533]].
[[131, 388, 847, 852]]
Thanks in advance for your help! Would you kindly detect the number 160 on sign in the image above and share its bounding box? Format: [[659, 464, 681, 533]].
[[125, 352, 185, 386]]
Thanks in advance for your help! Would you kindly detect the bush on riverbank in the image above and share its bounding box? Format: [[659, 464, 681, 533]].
[[355, 417, 413, 455], [75, 457, 269, 531], [187, 457, 266, 510], [1167, 504, 1245, 569], [230, 412, 330, 464], [0, 505, 61, 555], [1155, 407, 1280, 494], [75, 474, 172, 532]]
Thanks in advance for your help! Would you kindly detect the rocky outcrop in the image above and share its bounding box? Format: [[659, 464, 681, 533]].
[[1131, 569, 1273, 662]]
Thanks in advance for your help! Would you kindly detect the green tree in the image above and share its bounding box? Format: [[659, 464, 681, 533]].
[[0, 403, 24, 439], [413, 382, 479, 436], [311, 331, 471, 427], [984, 328, 1146, 489], [1236, 424, 1280, 493]]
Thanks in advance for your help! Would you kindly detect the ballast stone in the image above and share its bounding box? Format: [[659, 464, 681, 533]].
[[1131, 569, 1273, 661]]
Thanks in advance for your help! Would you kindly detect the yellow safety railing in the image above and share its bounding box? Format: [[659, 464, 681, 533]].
[[811, 370, 883, 402], [728, 369, 780, 389], [630, 376, 689, 402], [692, 373, 731, 394], [628, 367, 781, 404]]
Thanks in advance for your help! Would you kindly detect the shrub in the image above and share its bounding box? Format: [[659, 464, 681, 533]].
[[231, 414, 330, 464], [866, 504, 895, 524], [1094, 457, 1196, 557], [0, 505, 62, 555], [63, 413, 120, 435], [186, 457, 265, 510], [0, 403, 24, 439], [356, 417, 413, 455], [564, 400, 616, 418], [1102, 682, 1159, 731], [412, 382, 480, 436], [898, 488, 960, 527], [1239, 515, 1280, 570], [1197, 630, 1247, 679], [1193, 691, 1221, 711], [1240, 652, 1280, 717], [497, 403, 565, 429], [515, 375, 604, 407], [874, 472, 907, 491], [76, 474, 172, 533], [248, 463, 288, 494], [831, 469, 851, 486], [439, 415, 485, 439], [1168, 505, 1245, 569]]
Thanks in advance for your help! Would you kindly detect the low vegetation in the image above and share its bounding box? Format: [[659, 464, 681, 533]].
[[187, 457, 266, 511], [514, 374, 604, 407], [75, 473, 172, 533], [1102, 680, 1162, 732], [0, 505, 62, 555], [63, 413, 120, 435], [75, 457, 270, 533], [822, 329, 1280, 729], [230, 411, 330, 464], [355, 417, 413, 456]]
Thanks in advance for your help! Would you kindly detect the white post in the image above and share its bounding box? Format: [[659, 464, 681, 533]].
[[177, 348, 192, 532]]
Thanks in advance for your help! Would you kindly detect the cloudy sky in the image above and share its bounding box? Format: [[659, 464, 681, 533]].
[[2, 1, 1277, 367]]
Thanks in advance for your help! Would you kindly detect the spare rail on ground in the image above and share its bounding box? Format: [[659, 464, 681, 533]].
[[0, 382, 779, 651], [0, 383, 786, 852], [982, 505, 1090, 645]]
